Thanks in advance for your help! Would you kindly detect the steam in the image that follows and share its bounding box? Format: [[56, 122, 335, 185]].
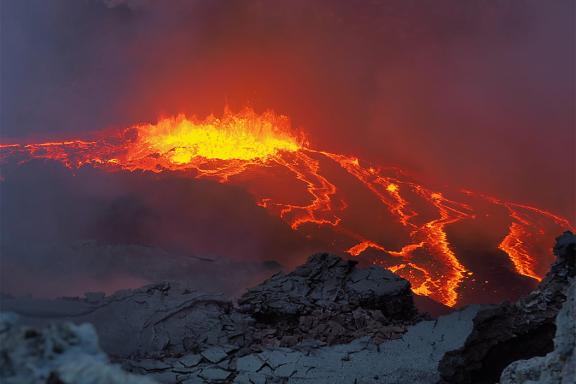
[[0, 161, 314, 298]]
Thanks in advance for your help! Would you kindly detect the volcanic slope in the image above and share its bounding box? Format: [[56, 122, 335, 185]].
[[1, 108, 572, 307]]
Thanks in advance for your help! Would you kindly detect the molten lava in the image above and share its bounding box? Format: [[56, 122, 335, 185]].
[[1, 108, 573, 307], [130, 110, 301, 163]]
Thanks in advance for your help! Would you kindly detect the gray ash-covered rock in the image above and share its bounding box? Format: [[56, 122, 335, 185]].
[[5, 236, 573, 384], [438, 231, 576, 384], [123, 305, 481, 384], [0, 252, 423, 383], [238, 252, 419, 345], [500, 280, 575, 384], [239, 253, 415, 319], [2, 253, 419, 359], [0, 312, 156, 384], [2, 283, 254, 359]]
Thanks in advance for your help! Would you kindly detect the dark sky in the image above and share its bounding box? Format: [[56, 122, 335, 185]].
[[1, 0, 575, 217]]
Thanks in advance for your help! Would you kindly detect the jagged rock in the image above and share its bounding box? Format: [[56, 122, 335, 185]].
[[201, 346, 229, 363], [438, 231, 576, 384], [198, 366, 231, 381], [178, 354, 203, 368], [125, 305, 480, 384], [3, 253, 419, 357], [3, 233, 574, 384], [235, 355, 264, 372], [1, 282, 254, 359], [0, 312, 156, 384], [500, 280, 575, 384], [239, 252, 415, 319], [237, 252, 419, 346]]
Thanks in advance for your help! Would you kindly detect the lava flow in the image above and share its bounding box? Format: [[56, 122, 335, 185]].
[[1, 108, 573, 307]]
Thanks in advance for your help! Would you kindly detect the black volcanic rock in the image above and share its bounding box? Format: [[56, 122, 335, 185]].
[[238, 252, 419, 346], [239, 252, 416, 319], [1, 252, 426, 383], [4, 237, 574, 384], [1, 253, 419, 358], [500, 279, 575, 383], [438, 231, 576, 384]]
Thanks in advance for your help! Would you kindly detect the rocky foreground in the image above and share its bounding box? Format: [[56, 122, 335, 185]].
[[1, 232, 574, 384]]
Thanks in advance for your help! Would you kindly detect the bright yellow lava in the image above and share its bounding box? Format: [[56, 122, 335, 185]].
[[133, 109, 302, 164]]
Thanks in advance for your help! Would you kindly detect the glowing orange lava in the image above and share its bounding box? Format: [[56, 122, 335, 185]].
[[1, 108, 573, 307], [462, 190, 574, 282], [135, 113, 300, 163]]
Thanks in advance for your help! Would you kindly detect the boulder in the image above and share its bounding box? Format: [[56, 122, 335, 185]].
[[238, 252, 419, 346], [438, 231, 576, 384], [239, 252, 415, 320], [0, 312, 156, 384], [500, 280, 575, 384]]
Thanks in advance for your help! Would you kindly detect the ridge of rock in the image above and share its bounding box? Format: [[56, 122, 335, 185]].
[[438, 231, 576, 384], [4, 232, 574, 384], [500, 280, 575, 384], [0, 312, 157, 384], [239, 252, 415, 319], [2, 253, 419, 357]]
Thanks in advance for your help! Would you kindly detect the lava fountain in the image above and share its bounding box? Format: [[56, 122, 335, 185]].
[[1, 108, 572, 307]]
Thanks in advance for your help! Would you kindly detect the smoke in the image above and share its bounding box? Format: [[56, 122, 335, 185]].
[[0, 0, 574, 298], [1, 0, 573, 215], [0, 161, 317, 297]]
